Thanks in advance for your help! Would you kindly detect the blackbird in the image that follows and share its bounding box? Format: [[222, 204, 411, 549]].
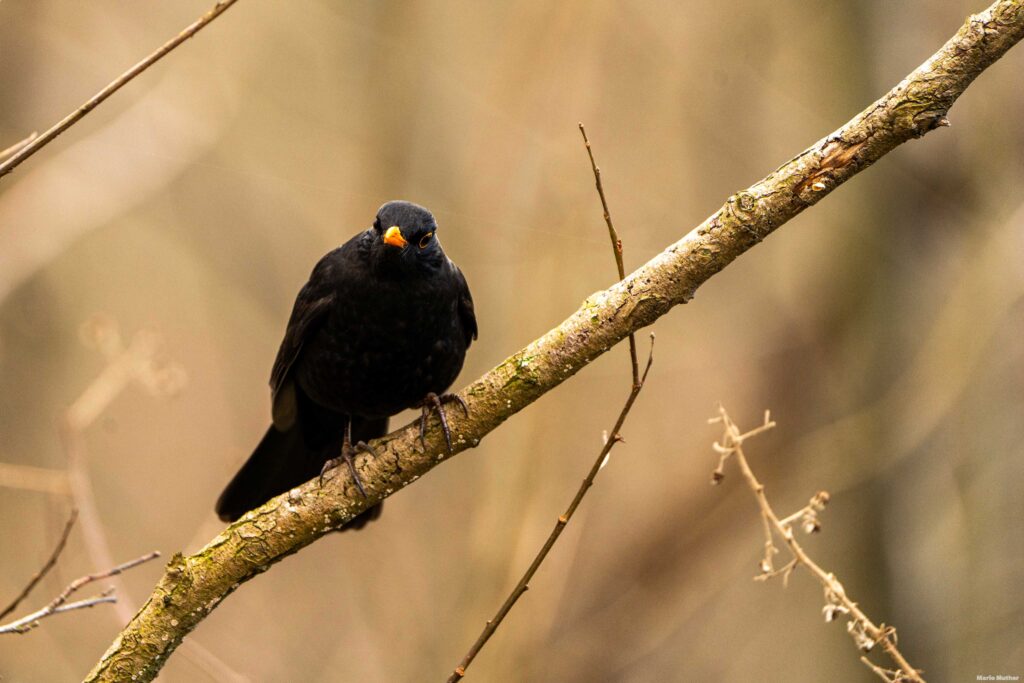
[[216, 200, 477, 527]]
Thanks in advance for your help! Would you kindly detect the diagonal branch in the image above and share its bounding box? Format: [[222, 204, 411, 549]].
[[85, 2, 1024, 681], [0, 133, 38, 163], [0, 0, 239, 181], [579, 122, 639, 384], [447, 337, 654, 682]]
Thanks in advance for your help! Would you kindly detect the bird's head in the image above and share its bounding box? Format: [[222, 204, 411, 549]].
[[369, 200, 445, 275]]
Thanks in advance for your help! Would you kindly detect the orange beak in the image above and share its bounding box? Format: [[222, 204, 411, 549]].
[[382, 225, 408, 248]]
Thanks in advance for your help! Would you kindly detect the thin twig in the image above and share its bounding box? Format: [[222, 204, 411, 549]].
[[0, 551, 160, 635], [51, 590, 118, 615], [579, 123, 640, 385], [446, 126, 655, 682], [0, 132, 38, 162], [0, 0, 240, 180], [0, 509, 78, 620], [447, 338, 654, 682], [710, 406, 924, 683]]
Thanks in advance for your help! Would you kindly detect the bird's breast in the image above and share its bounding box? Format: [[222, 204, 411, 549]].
[[295, 278, 467, 417]]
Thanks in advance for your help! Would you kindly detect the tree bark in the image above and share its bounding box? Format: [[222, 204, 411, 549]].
[[85, 2, 1024, 680]]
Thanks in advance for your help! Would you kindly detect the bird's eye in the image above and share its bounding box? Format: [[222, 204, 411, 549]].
[[418, 232, 434, 248]]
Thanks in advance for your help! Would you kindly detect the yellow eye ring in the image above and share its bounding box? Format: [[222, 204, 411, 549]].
[[418, 232, 434, 248]]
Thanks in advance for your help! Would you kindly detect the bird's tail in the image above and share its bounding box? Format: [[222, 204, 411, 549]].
[[215, 417, 388, 530]]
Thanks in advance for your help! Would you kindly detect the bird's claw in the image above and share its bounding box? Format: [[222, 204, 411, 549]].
[[319, 432, 378, 497], [418, 392, 469, 454]]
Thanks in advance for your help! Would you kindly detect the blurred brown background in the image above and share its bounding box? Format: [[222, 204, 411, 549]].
[[1, 1, 1022, 681]]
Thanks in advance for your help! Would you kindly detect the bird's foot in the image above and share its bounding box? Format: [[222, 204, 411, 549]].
[[418, 392, 469, 453], [319, 439, 378, 497]]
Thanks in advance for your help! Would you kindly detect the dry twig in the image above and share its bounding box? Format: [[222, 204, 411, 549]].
[[709, 405, 924, 683], [446, 339, 653, 682], [0, 132, 38, 163], [84, 4, 1024, 680], [579, 123, 639, 383], [0, 510, 160, 636], [0, 0, 239, 180], [447, 126, 651, 681], [0, 509, 78, 621]]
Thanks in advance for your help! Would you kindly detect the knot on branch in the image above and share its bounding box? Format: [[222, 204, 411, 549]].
[[795, 138, 867, 204]]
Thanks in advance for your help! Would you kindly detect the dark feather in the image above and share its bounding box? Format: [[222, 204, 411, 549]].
[[453, 263, 478, 346], [270, 290, 333, 429]]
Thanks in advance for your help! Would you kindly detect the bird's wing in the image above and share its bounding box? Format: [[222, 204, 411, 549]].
[[453, 263, 478, 346], [269, 285, 334, 430]]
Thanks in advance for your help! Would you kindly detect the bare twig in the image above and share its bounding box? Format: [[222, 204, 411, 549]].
[[0, 509, 78, 620], [447, 338, 655, 682], [446, 126, 654, 681], [709, 406, 924, 683], [0, 132, 38, 162], [0, 462, 70, 496], [0, 551, 160, 635], [579, 123, 639, 385], [0, 0, 240, 180]]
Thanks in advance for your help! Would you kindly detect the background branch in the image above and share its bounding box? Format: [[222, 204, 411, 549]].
[[0, 516, 160, 637], [0, 133, 38, 163], [0, 508, 77, 621], [84, 2, 1024, 680], [709, 406, 923, 683], [57, 316, 245, 681], [0, 0, 239, 180]]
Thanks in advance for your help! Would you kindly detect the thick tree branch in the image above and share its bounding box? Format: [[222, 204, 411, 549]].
[[86, 2, 1024, 680]]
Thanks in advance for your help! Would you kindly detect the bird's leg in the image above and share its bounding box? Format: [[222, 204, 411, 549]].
[[319, 419, 378, 497], [418, 392, 470, 453]]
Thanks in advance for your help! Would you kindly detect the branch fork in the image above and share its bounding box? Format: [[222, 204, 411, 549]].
[[0, 509, 160, 636]]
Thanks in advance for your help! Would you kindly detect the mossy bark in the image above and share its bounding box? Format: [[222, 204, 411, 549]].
[[85, 2, 1024, 680]]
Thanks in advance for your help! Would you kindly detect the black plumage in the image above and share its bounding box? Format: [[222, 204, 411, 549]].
[[216, 201, 477, 526]]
